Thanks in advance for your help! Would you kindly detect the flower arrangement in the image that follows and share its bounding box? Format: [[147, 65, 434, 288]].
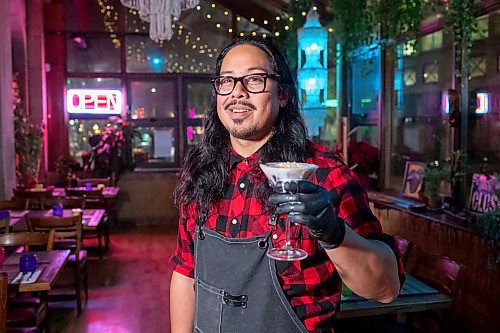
[[12, 74, 43, 188], [337, 139, 379, 189], [87, 118, 137, 182]]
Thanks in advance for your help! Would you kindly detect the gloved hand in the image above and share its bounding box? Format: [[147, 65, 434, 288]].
[[269, 181, 346, 250]]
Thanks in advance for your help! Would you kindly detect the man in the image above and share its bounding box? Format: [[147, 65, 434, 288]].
[[169, 37, 403, 332]]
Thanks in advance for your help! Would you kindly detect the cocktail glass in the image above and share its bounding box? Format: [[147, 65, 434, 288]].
[[260, 162, 318, 261]]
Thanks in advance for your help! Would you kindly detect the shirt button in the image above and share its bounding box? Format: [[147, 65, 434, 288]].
[[239, 182, 245, 189], [272, 234, 278, 240], [231, 218, 238, 225], [244, 160, 249, 165]]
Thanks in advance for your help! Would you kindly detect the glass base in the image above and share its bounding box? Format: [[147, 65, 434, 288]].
[[267, 247, 308, 261]]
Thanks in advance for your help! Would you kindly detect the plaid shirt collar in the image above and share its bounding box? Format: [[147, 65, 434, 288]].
[[229, 145, 262, 171]]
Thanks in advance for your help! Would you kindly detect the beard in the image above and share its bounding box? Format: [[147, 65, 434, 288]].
[[228, 120, 257, 139]]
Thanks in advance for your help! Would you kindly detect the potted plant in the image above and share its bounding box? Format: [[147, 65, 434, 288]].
[[423, 160, 451, 209], [12, 74, 43, 188]]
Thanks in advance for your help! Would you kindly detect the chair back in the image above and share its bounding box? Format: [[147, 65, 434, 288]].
[[0, 272, 7, 333], [0, 217, 9, 234], [0, 230, 55, 251], [0, 199, 29, 211], [65, 188, 106, 209], [42, 197, 85, 210], [394, 235, 414, 269], [13, 188, 53, 210], [65, 188, 103, 199], [77, 177, 110, 187], [413, 250, 463, 296], [28, 215, 83, 261]]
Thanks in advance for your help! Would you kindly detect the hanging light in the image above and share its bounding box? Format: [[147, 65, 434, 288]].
[[297, 8, 328, 137], [120, 0, 200, 41]]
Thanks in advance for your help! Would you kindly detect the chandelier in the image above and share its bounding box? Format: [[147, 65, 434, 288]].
[[120, 0, 200, 41]]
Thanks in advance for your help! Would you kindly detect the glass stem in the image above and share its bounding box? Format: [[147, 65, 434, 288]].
[[284, 217, 291, 248]]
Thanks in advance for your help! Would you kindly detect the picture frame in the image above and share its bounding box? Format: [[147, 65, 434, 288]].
[[401, 161, 426, 200], [468, 173, 499, 214]]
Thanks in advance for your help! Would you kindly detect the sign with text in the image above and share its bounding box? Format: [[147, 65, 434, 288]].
[[66, 89, 123, 115], [469, 173, 499, 214]]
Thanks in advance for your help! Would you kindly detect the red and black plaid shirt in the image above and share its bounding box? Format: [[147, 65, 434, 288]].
[[169, 141, 404, 332]]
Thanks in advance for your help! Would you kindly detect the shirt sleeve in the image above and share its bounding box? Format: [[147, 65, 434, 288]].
[[168, 206, 196, 278], [325, 164, 406, 286]]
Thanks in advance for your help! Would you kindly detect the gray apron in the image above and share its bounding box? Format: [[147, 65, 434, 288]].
[[194, 226, 309, 333]]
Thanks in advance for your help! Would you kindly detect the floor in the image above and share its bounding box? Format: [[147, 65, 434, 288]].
[[49, 224, 176, 333]]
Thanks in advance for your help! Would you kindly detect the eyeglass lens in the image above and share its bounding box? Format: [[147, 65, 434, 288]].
[[215, 74, 267, 95]]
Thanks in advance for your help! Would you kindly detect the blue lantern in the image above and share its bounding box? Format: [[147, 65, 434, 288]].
[[297, 8, 328, 137]]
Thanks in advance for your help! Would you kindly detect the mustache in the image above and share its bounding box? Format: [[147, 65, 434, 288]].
[[224, 99, 256, 111]]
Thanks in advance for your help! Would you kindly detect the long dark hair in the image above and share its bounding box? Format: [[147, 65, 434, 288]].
[[175, 37, 308, 221]]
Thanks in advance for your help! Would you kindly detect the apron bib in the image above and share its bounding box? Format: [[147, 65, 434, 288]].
[[194, 226, 309, 333]]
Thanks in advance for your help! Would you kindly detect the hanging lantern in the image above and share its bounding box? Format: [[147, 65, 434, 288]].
[[297, 8, 328, 137]]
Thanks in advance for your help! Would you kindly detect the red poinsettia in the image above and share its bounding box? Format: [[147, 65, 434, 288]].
[[337, 139, 379, 189]]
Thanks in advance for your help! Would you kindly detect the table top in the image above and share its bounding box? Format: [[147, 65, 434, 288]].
[[0, 250, 70, 292], [337, 275, 452, 319], [7, 209, 106, 230], [53, 186, 120, 198]]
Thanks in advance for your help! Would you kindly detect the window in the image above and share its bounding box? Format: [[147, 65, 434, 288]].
[[67, 34, 121, 73], [133, 127, 177, 167], [423, 63, 439, 83], [185, 81, 211, 148], [350, 49, 381, 133], [129, 80, 177, 119], [403, 68, 417, 86], [420, 31, 443, 51], [389, 31, 453, 192], [66, 78, 123, 162], [470, 57, 487, 78], [471, 16, 489, 41]]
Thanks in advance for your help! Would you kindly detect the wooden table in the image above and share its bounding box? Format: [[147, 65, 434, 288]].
[[0, 250, 70, 292], [337, 275, 452, 319], [52, 187, 120, 198]]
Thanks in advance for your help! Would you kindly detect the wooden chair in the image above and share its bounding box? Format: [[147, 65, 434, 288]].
[[0, 231, 55, 252], [28, 215, 88, 315], [61, 190, 108, 258], [76, 177, 110, 187], [0, 200, 29, 211], [0, 216, 9, 234], [65, 188, 103, 199], [41, 197, 85, 210], [408, 249, 464, 333], [394, 235, 414, 269], [0, 232, 55, 332], [12, 189, 53, 210]]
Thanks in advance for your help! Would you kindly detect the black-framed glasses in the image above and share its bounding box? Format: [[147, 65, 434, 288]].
[[210, 73, 280, 95]]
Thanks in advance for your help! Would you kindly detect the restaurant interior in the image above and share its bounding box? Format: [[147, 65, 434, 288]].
[[0, 0, 499, 332]]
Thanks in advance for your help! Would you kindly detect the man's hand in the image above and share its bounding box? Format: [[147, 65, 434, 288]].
[[269, 181, 346, 249]]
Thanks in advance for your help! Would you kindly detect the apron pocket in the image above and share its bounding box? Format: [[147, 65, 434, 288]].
[[195, 278, 223, 333]]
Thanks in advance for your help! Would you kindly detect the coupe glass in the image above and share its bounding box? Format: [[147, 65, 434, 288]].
[[260, 162, 318, 261]]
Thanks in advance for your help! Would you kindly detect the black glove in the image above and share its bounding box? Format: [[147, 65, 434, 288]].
[[269, 180, 346, 250]]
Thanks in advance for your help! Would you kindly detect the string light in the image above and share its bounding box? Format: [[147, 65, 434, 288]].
[[97, 0, 121, 48]]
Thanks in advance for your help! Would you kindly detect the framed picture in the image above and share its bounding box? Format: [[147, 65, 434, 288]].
[[469, 173, 499, 214], [401, 161, 425, 200]]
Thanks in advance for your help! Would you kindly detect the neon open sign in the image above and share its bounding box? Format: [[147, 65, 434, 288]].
[[66, 89, 123, 115]]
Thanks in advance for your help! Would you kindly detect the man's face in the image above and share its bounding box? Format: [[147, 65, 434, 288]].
[[216, 44, 288, 142]]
